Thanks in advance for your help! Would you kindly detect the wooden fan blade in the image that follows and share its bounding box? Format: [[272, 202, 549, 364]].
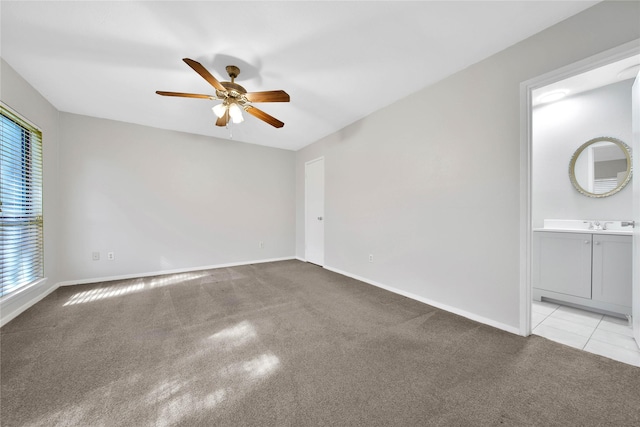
[[156, 91, 213, 99], [245, 106, 284, 128], [245, 90, 290, 103], [215, 110, 229, 127], [183, 58, 226, 92]]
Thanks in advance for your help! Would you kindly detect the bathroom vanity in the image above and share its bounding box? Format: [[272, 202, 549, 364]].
[[533, 220, 632, 317], [531, 137, 634, 318]]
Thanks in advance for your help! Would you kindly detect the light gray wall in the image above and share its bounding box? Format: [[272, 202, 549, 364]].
[[295, 1, 640, 330], [533, 80, 633, 227], [57, 113, 295, 282], [1, 59, 61, 284]]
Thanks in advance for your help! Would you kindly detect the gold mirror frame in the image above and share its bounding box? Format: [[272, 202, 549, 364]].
[[568, 136, 632, 198]]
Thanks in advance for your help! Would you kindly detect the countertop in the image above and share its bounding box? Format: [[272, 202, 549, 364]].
[[533, 228, 633, 236]]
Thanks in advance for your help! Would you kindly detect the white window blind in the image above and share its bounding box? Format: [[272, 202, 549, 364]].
[[0, 107, 43, 298], [593, 177, 618, 194]]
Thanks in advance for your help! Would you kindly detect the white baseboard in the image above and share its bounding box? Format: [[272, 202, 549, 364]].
[[295, 256, 307, 262], [1, 279, 58, 327], [57, 256, 297, 287], [323, 265, 520, 335]]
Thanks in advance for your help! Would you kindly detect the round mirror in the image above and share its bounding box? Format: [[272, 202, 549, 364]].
[[569, 136, 632, 198]]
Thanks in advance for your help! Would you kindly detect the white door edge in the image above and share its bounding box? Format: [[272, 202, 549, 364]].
[[632, 72, 640, 348]]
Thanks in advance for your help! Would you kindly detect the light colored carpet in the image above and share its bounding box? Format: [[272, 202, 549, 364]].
[[2, 260, 640, 426]]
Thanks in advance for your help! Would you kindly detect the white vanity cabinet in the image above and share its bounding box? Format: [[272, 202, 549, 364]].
[[533, 230, 632, 316]]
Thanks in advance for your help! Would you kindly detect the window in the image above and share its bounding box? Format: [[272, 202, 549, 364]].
[[0, 106, 43, 298]]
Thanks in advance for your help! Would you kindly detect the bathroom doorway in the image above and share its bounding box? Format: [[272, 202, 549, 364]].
[[520, 40, 640, 364]]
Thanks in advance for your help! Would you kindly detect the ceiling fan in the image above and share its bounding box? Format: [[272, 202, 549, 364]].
[[156, 58, 290, 128]]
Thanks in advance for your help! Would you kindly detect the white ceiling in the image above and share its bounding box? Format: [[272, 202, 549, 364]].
[[1, 1, 599, 151]]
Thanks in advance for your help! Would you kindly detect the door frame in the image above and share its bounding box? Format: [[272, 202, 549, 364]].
[[519, 39, 640, 336], [631, 71, 640, 346], [305, 156, 325, 265]]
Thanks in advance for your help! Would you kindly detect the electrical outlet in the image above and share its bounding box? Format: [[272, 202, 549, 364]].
[[92, 252, 100, 261], [369, 254, 373, 263], [259, 241, 264, 249], [107, 252, 114, 261]]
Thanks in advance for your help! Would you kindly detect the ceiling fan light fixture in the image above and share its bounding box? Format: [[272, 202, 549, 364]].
[[229, 103, 244, 123], [212, 103, 227, 118]]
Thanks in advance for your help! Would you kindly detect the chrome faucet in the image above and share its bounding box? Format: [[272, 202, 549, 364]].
[[583, 220, 602, 230], [602, 221, 614, 230]]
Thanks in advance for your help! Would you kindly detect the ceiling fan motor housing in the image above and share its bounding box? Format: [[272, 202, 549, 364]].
[[220, 81, 247, 94]]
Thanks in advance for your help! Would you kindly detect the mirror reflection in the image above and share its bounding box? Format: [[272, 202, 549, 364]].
[[569, 137, 632, 198]]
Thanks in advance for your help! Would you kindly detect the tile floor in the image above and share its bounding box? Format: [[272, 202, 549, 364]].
[[532, 300, 640, 367]]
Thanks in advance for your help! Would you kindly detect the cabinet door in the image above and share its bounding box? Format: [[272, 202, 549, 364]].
[[533, 232, 592, 298], [592, 235, 632, 307]]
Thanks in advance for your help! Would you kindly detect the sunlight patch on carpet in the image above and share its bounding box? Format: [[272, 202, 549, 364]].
[[63, 283, 145, 306], [63, 272, 210, 306], [208, 320, 257, 349]]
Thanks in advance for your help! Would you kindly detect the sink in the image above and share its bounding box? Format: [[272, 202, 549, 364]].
[[540, 219, 633, 235]]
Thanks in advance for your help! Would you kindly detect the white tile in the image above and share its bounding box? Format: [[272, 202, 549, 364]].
[[590, 329, 640, 352], [532, 300, 560, 316], [533, 324, 589, 350], [597, 317, 634, 338], [531, 312, 548, 329], [555, 305, 604, 319], [550, 306, 603, 328], [538, 316, 596, 338], [584, 340, 640, 367]]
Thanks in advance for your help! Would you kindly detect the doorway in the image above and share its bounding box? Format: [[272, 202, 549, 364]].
[[305, 157, 325, 266], [520, 40, 640, 361]]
